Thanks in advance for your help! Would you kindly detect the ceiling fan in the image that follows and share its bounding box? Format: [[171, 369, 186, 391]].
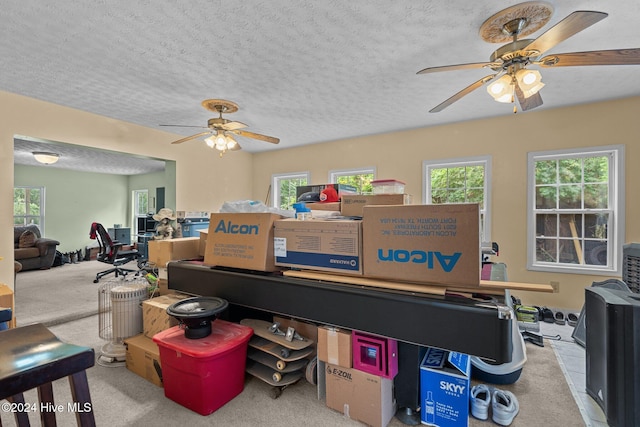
[[162, 99, 279, 156], [417, 1, 640, 113]]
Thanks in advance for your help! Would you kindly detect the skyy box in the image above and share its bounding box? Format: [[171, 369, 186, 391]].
[[362, 204, 480, 287], [420, 348, 471, 427], [274, 219, 362, 275], [204, 213, 282, 272]]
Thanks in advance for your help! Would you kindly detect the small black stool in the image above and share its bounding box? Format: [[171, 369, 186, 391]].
[[0, 323, 96, 426]]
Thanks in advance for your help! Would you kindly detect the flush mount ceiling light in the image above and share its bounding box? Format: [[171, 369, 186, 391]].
[[32, 151, 60, 165]]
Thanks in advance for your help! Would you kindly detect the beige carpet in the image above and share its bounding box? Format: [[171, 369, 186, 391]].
[[8, 261, 585, 426]]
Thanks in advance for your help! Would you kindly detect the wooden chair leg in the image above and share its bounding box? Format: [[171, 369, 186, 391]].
[[7, 394, 31, 427], [68, 371, 95, 427], [37, 382, 57, 427]]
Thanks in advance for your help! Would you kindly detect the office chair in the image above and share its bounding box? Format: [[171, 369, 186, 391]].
[[89, 222, 142, 283]]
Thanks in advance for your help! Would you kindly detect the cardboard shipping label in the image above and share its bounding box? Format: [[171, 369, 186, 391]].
[[362, 204, 480, 287]]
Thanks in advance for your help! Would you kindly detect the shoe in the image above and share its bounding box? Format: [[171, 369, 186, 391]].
[[470, 384, 491, 420], [555, 311, 566, 325], [492, 389, 519, 426], [540, 307, 555, 323], [567, 312, 579, 327]]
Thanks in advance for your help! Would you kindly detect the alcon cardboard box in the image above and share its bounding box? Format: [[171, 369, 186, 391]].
[[341, 194, 411, 217], [204, 213, 282, 272], [125, 333, 163, 387], [362, 204, 480, 288], [274, 219, 362, 275], [420, 347, 470, 427], [325, 363, 395, 427]]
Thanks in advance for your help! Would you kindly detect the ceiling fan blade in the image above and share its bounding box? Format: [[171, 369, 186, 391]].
[[538, 48, 640, 67], [220, 121, 247, 131], [429, 74, 499, 113], [159, 124, 207, 129], [231, 129, 280, 144], [515, 84, 543, 112], [169, 131, 211, 145], [524, 11, 608, 57], [417, 62, 497, 75]]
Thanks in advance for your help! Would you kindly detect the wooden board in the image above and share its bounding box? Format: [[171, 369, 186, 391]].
[[247, 347, 309, 373], [247, 336, 315, 362], [283, 270, 554, 294], [240, 318, 314, 351], [246, 360, 303, 387]]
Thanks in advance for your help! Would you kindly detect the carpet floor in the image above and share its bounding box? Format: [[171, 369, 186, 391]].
[[6, 261, 585, 426]]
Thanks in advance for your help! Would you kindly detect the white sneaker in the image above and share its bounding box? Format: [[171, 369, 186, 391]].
[[492, 389, 519, 426], [470, 384, 491, 420]]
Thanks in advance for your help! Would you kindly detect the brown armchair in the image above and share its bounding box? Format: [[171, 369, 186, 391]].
[[13, 225, 60, 271]]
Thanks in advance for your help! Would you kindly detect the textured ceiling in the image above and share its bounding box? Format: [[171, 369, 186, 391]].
[[4, 1, 640, 173]]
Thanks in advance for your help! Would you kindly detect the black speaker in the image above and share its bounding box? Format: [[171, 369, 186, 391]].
[[585, 287, 640, 426]]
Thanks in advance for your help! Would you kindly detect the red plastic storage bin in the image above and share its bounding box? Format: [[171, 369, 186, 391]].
[[153, 319, 253, 415]]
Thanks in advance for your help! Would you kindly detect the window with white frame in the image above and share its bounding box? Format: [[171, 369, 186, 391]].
[[272, 172, 309, 209], [133, 189, 149, 234], [527, 145, 624, 274], [424, 156, 491, 243], [14, 186, 45, 231], [329, 167, 376, 193]]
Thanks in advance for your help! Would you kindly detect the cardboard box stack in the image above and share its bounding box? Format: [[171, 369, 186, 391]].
[[318, 325, 396, 427], [125, 293, 190, 386]]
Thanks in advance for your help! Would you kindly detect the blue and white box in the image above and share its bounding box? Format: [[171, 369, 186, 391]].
[[420, 347, 471, 427], [274, 219, 362, 275]]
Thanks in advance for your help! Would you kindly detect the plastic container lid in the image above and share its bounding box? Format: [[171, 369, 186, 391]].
[[153, 319, 253, 358]]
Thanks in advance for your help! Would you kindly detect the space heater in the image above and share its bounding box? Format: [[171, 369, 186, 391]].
[[98, 277, 148, 367], [623, 243, 640, 293]]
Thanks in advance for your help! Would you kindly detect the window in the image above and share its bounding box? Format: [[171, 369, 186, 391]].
[[14, 186, 45, 231], [133, 190, 149, 234], [272, 172, 309, 209], [329, 167, 376, 193], [527, 145, 624, 274], [424, 156, 491, 243]]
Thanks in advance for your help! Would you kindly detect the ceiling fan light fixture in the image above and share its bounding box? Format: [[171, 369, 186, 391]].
[[32, 151, 60, 165], [487, 74, 514, 103], [516, 69, 545, 97], [204, 135, 216, 148], [225, 135, 238, 149]]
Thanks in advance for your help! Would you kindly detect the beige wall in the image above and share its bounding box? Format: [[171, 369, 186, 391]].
[[1, 90, 253, 289], [4, 89, 639, 310], [253, 96, 640, 310]]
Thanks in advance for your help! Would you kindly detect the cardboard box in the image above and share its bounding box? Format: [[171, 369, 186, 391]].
[[198, 229, 208, 257], [341, 194, 411, 217], [296, 183, 358, 201], [305, 202, 341, 211], [274, 219, 362, 275], [325, 363, 395, 427], [143, 294, 189, 338], [125, 333, 163, 387], [204, 213, 282, 272], [318, 326, 352, 367], [148, 237, 200, 267], [362, 204, 480, 287], [420, 348, 470, 427], [0, 285, 15, 329]]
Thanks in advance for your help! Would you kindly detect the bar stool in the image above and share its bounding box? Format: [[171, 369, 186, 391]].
[[0, 323, 96, 426]]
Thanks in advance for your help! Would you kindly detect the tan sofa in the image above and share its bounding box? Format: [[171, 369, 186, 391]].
[[14, 225, 60, 271]]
